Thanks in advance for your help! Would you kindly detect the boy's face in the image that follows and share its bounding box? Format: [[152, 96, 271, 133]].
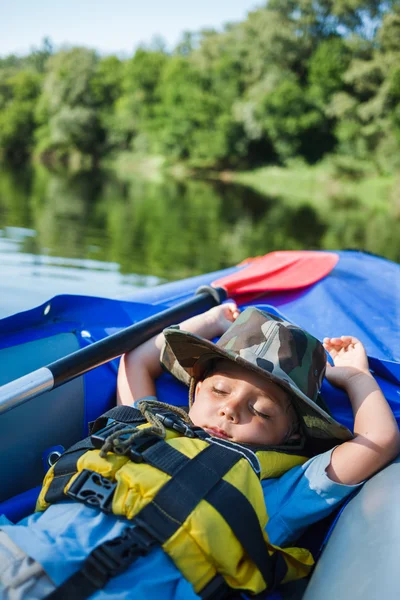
[[189, 360, 297, 446]]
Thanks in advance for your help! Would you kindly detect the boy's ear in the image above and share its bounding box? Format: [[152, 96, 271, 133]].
[[194, 380, 203, 400]]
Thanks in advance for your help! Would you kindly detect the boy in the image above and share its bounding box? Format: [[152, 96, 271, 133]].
[[0, 304, 399, 600]]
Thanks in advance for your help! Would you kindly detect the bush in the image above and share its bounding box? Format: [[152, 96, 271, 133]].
[[329, 155, 372, 181]]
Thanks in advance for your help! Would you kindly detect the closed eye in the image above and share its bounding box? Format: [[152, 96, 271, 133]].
[[250, 405, 271, 420], [211, 386, 228, 396]]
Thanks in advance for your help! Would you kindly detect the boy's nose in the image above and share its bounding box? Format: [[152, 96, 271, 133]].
[[218, 401, 240, 423]]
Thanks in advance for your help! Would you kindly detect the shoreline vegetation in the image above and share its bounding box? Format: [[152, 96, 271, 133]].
[[1, 2, 399, 176], [111, 150, 398, 214], [0, 1, 399, 264]]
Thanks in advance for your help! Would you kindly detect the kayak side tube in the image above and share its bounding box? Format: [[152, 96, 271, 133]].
[[304, 455, 400, 599]]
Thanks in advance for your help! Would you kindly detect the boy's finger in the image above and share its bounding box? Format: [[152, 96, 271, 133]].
[[324, 339, 342, 350], [340, 335, 359, 344], [323, 337, 338, 346]]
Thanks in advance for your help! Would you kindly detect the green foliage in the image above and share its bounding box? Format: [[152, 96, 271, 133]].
[[0, 71, 42, 163], [326, 7, 400, 170], [256, 78, 327, 162], [0, 1, 399, 171], [308, 38, 351, 105], [153, 56, 244, 165], [34, 48, 108, 164], [91, 56, 124, 108], [112, 49, 168, 151]]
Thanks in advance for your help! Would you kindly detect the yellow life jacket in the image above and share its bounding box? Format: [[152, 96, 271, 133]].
[[37, 405, 314, 598]]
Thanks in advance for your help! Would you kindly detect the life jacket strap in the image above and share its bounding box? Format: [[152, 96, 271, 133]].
[[45, 443, 244, 600], [44, 521, 160, 600], [88, 405, 145, 435], [198, 574, 237, 599], [44, 527, 234, 600]]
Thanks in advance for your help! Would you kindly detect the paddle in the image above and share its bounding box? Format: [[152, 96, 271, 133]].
[[0, 251, 338, 415]]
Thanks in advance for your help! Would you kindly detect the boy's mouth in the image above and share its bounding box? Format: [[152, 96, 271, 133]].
[[203, 427, 231, 440]]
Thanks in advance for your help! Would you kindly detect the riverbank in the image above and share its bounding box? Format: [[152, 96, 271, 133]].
[[111, 152, 398, 213], [233, 162, 398, 212]]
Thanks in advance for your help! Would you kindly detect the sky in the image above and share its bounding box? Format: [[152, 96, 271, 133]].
[[0, 0, 262, 57]]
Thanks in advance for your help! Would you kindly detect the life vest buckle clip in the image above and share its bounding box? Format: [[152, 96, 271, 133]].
[[155, 412, 195, 437], [67, 469, 116, 513], [127, 431, 162, 462], [82, 522, 160, 588], [91, 420, 127, 449]]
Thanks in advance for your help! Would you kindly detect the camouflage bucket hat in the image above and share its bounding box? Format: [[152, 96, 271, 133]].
[[161, 306, 352, 445]]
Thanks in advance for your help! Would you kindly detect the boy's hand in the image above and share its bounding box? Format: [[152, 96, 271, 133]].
[[323, 336, 370, 390], [206, 302, 240, 338], [323, 335, 400, 486], [117, 302, 239, 407]]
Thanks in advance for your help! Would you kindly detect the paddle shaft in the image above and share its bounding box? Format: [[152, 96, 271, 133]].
[[0, 287, 226, 415]]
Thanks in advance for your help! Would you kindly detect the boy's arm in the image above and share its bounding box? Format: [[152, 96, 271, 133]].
[[117, 303, 239, 406], [323, 336, 400, 485]]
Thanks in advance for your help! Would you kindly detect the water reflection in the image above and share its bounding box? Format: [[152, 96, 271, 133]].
[[0, 164, 399, 314]]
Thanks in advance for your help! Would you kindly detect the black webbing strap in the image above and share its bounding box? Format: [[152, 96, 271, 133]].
[[206, 481, 281, 589], [133, 443, 242, 540], [141, 437, 188, 474], [45, 522, 160, 600], [44, 438, 94, 505], [45, 443, 241, 600], [142, 440, 278, 589], [89, 405, 144, 434]]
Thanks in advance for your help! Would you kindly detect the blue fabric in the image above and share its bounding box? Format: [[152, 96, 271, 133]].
[[262, 448, 361, 547], [246, 251, 400, 438], [0, 449, 360, 599], [251, 251, 400, 363]]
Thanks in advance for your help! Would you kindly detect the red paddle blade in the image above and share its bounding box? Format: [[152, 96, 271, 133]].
[[213, 251, 339, 296]]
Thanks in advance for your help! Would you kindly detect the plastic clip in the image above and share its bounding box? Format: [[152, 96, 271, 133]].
[[155, 413, 195, 438], [91, 420, 128, 449], [67, 469, 116, 513]]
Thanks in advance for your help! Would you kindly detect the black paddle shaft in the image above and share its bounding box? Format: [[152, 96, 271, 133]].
[[50, 286, 227, 388]]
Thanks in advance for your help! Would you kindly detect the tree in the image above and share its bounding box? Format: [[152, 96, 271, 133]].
[[308, 38, 352, 106], [0, 70, 42, 163], [34, 48, 106, 165], [114, 49, 168, 152], [154, 55, 246, 166], [329, 8, 400, 171]]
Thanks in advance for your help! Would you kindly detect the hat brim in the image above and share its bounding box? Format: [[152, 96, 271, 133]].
[[163, 327, 352, 444]]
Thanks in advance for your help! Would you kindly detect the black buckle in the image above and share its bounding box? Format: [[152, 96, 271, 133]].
[[126, 432, 162, 462], [82, 524, 160, 588], [91, 420, 160, 463], [155, 412, 195, 438], [91, 420, 128, 448], [67, 469, 116, 512]]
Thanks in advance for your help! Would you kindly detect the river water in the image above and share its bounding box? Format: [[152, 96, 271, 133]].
[[0, 164, 398, 319]]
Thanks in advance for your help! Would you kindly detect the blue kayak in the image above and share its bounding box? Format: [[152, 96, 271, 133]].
[[0, 249, 399, 599]]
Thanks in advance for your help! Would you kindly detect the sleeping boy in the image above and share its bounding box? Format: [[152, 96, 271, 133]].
[[0, 303, 399, 599]]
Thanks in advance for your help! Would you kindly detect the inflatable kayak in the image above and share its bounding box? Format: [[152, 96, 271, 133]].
[[0, 249, 399, 599]]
